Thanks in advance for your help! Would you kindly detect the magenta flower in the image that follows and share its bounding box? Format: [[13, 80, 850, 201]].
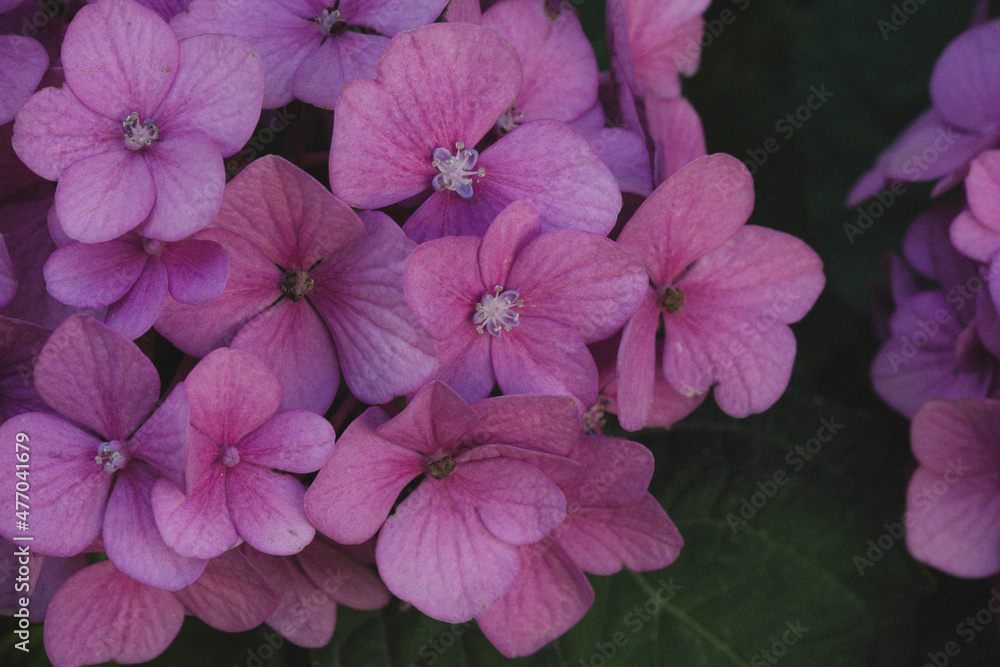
[[305, 382, 581, 623], [616, 154, 825, 428], [43, 228, 229, 340], [90, 0, 191, 20], [607, 0, 710, 100], [155, 155, 436, 414], [152, 348, 336, 559], [477, 436, 683, 657], [0, 315, 204, 589], [43, 549, 278, 667], [951, 151, 1000, 296], [404, 200, 647, 406], [849, 19, 1000, 205], [242, 537, 390, 647], [905, 399, 1000, 577], [0, 35, 47, 125], [872, 205, 996, 417], [328, 22, 622, 242], [173, 0, 449, 109], [12, 0, 264, 243]]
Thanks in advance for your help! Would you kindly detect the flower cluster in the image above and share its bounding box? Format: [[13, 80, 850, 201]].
[[852, 10, 1000, 579], [0, 0, 824, 663]]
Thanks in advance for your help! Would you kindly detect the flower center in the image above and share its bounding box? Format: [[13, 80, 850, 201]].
[[474, 285, 523, 337], [495, 105, 524, 135], [122, 112, 159, 151], [142, 237, 165, 256], [429, 456, 456, 480], [316, 5, 347, 33], [221, 446, 240, 468], [431, 142, 486, 199], [95, 440, 128, 473], [660, 287, 684, 314], [281, 270, 314, 302]]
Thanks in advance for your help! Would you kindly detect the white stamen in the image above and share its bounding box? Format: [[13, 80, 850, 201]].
[[95, 440, 129, 473], [431, 142, 486, 199], [474, 285, 523, 337], [122, 112, 159, 151]]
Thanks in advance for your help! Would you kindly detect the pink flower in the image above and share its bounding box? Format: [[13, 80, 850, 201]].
[[151, 348, 336, 559], [476, 436, 683, 657], [305, 382, 581, 622], [328, 22, 622, 242], [905, 398, 1000, 577], [155, 155, 436, 413], [404, 200, 647, 406], [13, 0, 264, 243], [173, 0, 449, 109], [0, 315, 203, 589], [616, 154, 825, 428]]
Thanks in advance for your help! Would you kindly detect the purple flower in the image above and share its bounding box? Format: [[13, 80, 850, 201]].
[[172, 0, 449, 109], [0, 315, 203, 589], [44, 228, 229, 340], [305, 382, 581, 622], [0, 35, 48, 125], [905, 398, 1000, 577], [155, 155, 436, 413], [848, 18, 1000, 205], [12, 0, 264, 243], [872, 205, 996, 417], [616, 154, 825, 428], [404, 200, 647, 406], [90, 0, 192, 20], [151, 348, 336, 559], [0, 315, 50, 422], [328, 22, 622, 242], [476, 436, 683, 657], [242, 537, 390, 648]]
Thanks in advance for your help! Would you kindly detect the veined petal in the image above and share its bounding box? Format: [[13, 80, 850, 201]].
[[43, 238, 147, 308], [174, 549, 279, 633], [227, 463, 314, 556], [0, 35, 48, 126], [103, 255, 169, 339], [238, 410, 336, 474]]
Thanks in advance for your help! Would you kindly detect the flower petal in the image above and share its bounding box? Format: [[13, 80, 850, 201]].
[[226, 463, 314, 555], [0, 414, 107, 556], [305, 407, 425, 544], [309, 210, 436, 405], [154, 33, 263, 155], [174, 548, 279, 632], [43, 561, 184, 667], [403, 234, 484, 339], [291, 32, 387, 110], [478, 200, 543, 291], [43, 238, 147, 308], [34, 314, 160, 439], [238, 409, 336, 474], [151, 455, 237, 560], [0, 35, 48, 125], [616, 289, 661, 431], [104, 254, 169, 339], [930, 19, 1000, 132], [62, 0, 179, 119], [376, 480, 520, 623], [160, 238, 229, 305]]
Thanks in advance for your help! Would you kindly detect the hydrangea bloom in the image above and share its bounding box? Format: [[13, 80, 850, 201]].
[[849, 18, 1000, 204], [404, 200, 647, 405], [328, 22, 622, 242], [305, 382, 580, 622], [0, 315, 202, 589], [13, 0, 264, 243], [616, 154, 825, 428], [172, 0, 449, 109], [476, 436, 683, 657], [155, 155, 436, 414], [44, 228, 229, 339], [152, 348, 336, 559], [872, 205, 996, 417]]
